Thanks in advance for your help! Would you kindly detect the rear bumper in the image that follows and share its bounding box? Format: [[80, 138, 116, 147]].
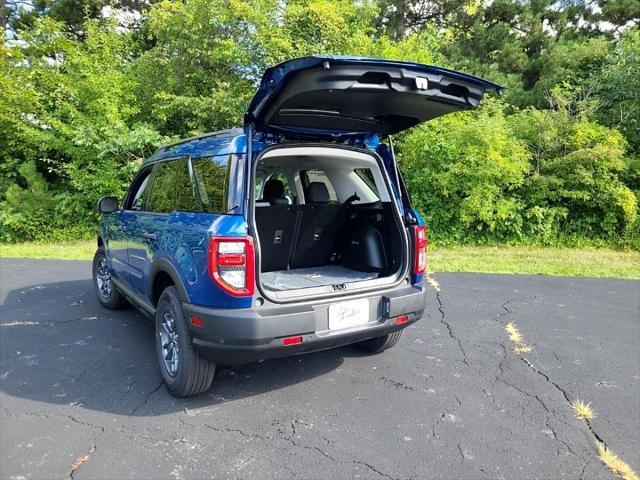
[[182, 283, 427, 365]]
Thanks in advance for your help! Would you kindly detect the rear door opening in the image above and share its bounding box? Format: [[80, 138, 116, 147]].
[[252, 146, 408, 301]]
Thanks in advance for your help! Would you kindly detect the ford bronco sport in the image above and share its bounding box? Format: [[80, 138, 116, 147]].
[[93, 55, 500, 397]]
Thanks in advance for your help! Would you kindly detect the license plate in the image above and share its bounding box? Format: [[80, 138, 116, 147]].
[[328, 299, 370, 331]]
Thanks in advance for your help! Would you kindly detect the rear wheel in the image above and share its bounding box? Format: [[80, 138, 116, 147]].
[[155, 286, 216, 397], [92, 247, 128, 309], [354, 330, 403, 354]]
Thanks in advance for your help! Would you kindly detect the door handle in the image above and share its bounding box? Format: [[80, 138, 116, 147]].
[[142, 232, 157, 241]]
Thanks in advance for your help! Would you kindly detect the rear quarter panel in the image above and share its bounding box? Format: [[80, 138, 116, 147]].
[[150, 213, 252, 309]]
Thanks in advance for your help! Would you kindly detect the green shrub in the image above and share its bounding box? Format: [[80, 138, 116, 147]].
[[0, 161, 58, 242], [397, 100, 531, 243]]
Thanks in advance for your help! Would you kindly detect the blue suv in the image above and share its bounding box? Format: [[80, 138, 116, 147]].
[[93, 55, 499, 396]]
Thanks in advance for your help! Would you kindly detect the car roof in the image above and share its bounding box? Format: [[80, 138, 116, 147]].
[[146, 128, 245, 163]]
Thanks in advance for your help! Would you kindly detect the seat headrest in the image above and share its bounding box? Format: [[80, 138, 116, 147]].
[[306, 182, 330, 203], [263, 178, 286, 205]]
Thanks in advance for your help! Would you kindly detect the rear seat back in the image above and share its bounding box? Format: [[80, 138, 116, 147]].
[[257, 182, 351, 272], [290, 204, 346, 269], [255, 205, 299, 272], [289, 182, 346, 269]]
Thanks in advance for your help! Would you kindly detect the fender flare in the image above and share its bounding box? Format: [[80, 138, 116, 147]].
[[148, 258, 191, 304]]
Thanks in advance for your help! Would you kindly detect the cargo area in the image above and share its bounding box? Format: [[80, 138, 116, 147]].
[[261, 266, 379, 291], [253, 147, 405, 299]]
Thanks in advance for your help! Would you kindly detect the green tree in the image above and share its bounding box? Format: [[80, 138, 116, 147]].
[[596, 27, 640, 153], [1, 0, 637, 247], [1, 18, 163, 241]]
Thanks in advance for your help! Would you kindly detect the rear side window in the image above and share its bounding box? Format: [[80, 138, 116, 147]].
[[145, 155, 233, 214], [148, 160, 180, 214], [354, 168, 380, 199], [191, 156, 230, 213], [301, 169, 337, 202], [174, 159, 200, 212]]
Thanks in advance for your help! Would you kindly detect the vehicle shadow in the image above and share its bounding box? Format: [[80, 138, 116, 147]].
[[0, 278, 358, 417]]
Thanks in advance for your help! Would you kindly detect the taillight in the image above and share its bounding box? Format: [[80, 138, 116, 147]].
[[208, 236, 255, 297], [413, 225, 428, 275]]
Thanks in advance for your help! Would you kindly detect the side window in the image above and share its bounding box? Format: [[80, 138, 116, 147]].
[[127, 169, 153, 211], [354, 168, 380, 199], [148, 160, 180, 214], [301, 169, 338, 203], [175, 158, 201, 212], [191, 156, 230, 213]]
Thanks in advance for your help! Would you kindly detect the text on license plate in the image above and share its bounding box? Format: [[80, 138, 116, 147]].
[[328, 299, 370, 331]]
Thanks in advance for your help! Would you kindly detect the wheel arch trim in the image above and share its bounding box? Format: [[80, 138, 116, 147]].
[[148, 258, 191, 304]]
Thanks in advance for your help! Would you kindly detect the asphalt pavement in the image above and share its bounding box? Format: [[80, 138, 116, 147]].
[[0, 258, 638, 479]]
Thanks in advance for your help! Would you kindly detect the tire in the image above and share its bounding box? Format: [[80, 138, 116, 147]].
[[155, 286, 216, 397], [92, 247, 129, 309], [354, 330, 403, 354]]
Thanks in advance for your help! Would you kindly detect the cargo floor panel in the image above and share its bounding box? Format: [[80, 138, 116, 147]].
[[261, 266, 379, 291]]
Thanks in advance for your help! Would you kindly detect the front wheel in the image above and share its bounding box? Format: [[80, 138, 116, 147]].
[[92, 247, 128, 309], [155, 286, 216, 397], [354, 330, 403, 354]]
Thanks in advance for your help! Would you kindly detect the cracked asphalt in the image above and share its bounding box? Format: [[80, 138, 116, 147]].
[[1, 258, 638, 480]]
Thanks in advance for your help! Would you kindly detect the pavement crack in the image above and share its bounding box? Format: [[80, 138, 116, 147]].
[[545, 419, 584, 460], [0, 406, 106, 433], [286, 419, 395, 479], [350, 458, 395, 480], [131, 380, 164, 416], [457, 443, 465, 463], [203, 422, 267, 440], [579, 461, 590, 480], [431, 396, 463, 438], [285, 419, 342, 463], [499, 300, 512, 317], [494, 343, 591, 463], [379, 376, 417, 391], [493, 305, 611, 469], [434, 289, 470, 367], [69, 442, 97, 480], [519, 356, 608, 445]]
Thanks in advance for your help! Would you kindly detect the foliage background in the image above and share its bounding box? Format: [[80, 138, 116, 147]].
[[1, 0, 638, 247]]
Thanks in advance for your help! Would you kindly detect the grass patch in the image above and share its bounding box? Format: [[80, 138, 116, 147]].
[[0, 240, 96, 260], [428, 245, 640, 280], [1, 242, 639, 280], [504, 322, 534, 355], [568, 399, 638, 480], [570, 399, 595, 421], [597, 442, 639, 480]]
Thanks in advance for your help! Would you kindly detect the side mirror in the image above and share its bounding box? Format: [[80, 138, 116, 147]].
[[97, 196, 119, 214]]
